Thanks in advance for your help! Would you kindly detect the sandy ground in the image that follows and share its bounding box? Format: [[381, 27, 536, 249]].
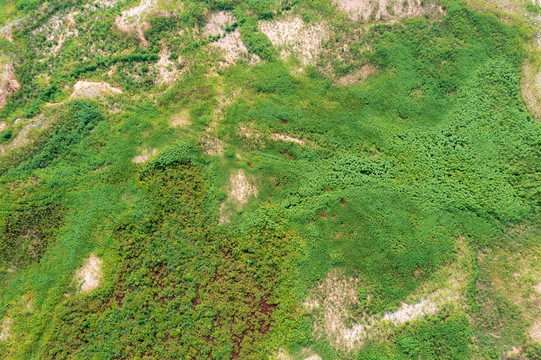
[[0, 317, 12, 341], [333, 0, 443, 22], [305, 238, 472, 352], [170, 109, 190, 127], [0, 116, 49, 156], [70, 81, 122, 99], [0, 62, 19, 110], [73, 254, 103, 293], [336, 64, 379, 86], [204, 11, 249, 66], [219, 169, 258, 223], [155, 48, 178, 84], [132, 148, 158, 163], [259, 16, 328, 66]]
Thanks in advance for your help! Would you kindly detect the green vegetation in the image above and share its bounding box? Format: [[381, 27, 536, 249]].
[[0, 0, 540, 359]]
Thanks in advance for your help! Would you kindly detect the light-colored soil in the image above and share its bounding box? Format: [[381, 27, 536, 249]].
[[305, 237, 472, 352], [219, 169, 258, 223], [204, 11, 249, 66], [531, 319, 541, 342], [155, 48, 178, 84], [211, 29, 249, 66], [0, 62, 20, 110], [70, 81, 122, 99], [270, 133, 305, 145], [116, 0, 171, 45], [334, 0, 443, 22], [132, 148, 159, 163], [33, 12, 79, 55], [0, 115, 48, 156], [116, 0, 157, 31], [203, 11, 236, 37], [0, 122, 7, 132], [0, 317, 12, 341], [73, 254, 103, 293], [259, 16, 329, 66], [228, 169, 258, 205], [202, 134, 225, 156], [336, 64, 379, 86], [170, 109, 190, 127]]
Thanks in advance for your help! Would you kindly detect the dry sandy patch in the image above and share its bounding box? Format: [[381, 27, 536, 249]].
[[259, 16, 328, 66], [155, 48, 178, 84], [73, 254, 103, 293], [0, 62, 19, 110], [336, 64, 379, 86], [132, 148, 158, 164], [170, 109, 190, 127], [305, 238, 472, 352], [70, 81, 122, 99], [219, 169, 258, 223], [334, 0, 443, 22], [204, 11, 249, 66], [0, 317, 12, 341], [0, 115, 49, 156]]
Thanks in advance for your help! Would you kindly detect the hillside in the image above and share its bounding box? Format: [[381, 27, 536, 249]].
[[0, 0, 540, 359]]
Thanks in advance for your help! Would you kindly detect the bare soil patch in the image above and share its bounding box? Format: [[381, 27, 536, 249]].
[[0, 62, 19, 110], [204, 12, 250, 66], [211, 29, 249, 66], [270, 133, 306, 145], [204, 11, 236, 37], [73, 254, 103, 293], [259, 16, 328, 66], [132, 148, 158, 164], [305, 238, 472, 352], [219, 169, 258, 223], [0, 115, 49, 156], [170, 109, 190, 127], [116, 0, 169, 45], [0, 317, 12, 341], [0, 122, 7, 132], [334, 0, 443, 22], [521, 60, 541, 121], [155, 48, 178, 84], [70, 81, 122, 99], [32, 12, 79, 55], [336, 64, 379, 86]]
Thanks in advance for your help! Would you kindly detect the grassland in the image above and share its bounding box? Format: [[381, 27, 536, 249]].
[[0, 0, 540, 359]]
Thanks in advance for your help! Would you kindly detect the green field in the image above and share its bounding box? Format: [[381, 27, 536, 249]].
[[0, 0, 540, 358]]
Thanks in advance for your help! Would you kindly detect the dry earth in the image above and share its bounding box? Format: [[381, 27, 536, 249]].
[[32, 12, 79, 55], [155, 48, 179, 85], [304, 238, 472, 352], [116, 0, 170, 45], [132, 148, 159, 163], [70, 81, 122, 99], [0, 115, 49, 156], [219, 169, 258, 224], [336, 64, 379, 86], [0, 61, 19, 110], [0, 317, 12, 341], [73, 254, 103, 293], [170, 109, 190, 127], [259, 16, 329, 66], [204, 11, 251, 66], [333, 0, 444, 22]]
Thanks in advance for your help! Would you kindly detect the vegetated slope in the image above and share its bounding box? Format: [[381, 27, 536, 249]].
[[0, 0, 539, 359]]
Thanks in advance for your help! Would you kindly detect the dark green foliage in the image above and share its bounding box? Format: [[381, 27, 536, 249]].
[[254, 62, 294, 94], [0, 204, 64, 268], [396, 314, 473, 359], [20, 100, 104, 171], [239, 18, 275, 61]]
